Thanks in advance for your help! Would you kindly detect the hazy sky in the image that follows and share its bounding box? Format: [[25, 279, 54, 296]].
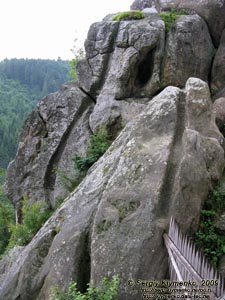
[[0, 0, 132, 61]]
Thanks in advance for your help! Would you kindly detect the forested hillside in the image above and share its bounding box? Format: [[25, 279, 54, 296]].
[[0, 58, 71, 168]]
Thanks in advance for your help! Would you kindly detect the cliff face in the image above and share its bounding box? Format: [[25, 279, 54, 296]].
[[1, 0, 225, 299], [5, 83, 94, 216]]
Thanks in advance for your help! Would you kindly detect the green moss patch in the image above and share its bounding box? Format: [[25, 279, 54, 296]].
[[112, 10, 145, 21]]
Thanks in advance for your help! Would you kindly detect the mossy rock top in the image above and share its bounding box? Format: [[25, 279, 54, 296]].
[[112, 10, 145, 21]]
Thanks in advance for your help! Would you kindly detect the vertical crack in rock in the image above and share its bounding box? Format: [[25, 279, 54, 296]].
[[208, 52, 216, 91], [37, 111, 48, 138], [26, 231, 58, 299], [157, 91, 186, 217], [43, 97, 93, 206], [76, 231, 91, 293], [79, 87, 96, 104], [160, 25, 169, 87]]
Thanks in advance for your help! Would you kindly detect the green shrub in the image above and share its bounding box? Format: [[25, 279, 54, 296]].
[[112, 10, 145, 21], [70, 38, 85, 81], [57, 128, 111, 194], [73, 128, 111, 175], [6, 196, 52, 251], [194, 184, 225, 267], [49, 275, 119, 300], [204, 185, 225, 213], [159, 9, 188, 32], [69, 59, 77, 81], [57, 168, 81, 193], [0, 187, 14, 255], [194, 210, 225, 267]]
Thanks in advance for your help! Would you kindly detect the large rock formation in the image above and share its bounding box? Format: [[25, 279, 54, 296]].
[[162, 14, 214, 88], [0, 78, 224, 300], [2, 0, 225, 299], [5, 1, 222, 214], [4, 83, 94, 216], [130, 0, 225, 97], [131, 0, 225, 47]]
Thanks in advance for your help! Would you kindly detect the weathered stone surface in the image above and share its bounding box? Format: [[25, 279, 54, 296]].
[[0, 246, 24, 284], [211, 29, 225, 97], [0, 78, 224, 300], [77, 21, 120, 98], [113, 16, 165, 99], [213, 97, 225, 136], [162, 14, 214, 88], [131, 0, 225, 46], [131, 0, 161, 11], [5, 8, 219, 217], [85, 12, 215, 134], [170, 79, 225, 227], [89, 15, 165, 132], [78, 9, 216, 135], [4, 83, 94, 212]]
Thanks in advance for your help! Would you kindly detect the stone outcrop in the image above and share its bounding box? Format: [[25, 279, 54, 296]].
[[88, 15, 165, 132], [78, 10, 215, 132], [162, 14, 214, 88], [6, 1, 222, 215], [130, 0, 225, 98], [76, 21, 120, 99], [4, 83, 94, 214], [131, 0, 225, 47], [2, 0, 225, 299], [0, 78, 224, 300], [131, 0, 161, 11]]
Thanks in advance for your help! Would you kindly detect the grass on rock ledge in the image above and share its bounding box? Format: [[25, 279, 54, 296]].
[[112, 10, 145, 21]]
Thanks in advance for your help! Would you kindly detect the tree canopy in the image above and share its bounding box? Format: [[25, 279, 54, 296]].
[[0, 58, 71, 168]]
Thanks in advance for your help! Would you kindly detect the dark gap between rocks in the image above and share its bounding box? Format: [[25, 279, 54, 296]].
[[135, 48, 156, 87], [76, 232, 91, 293]]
